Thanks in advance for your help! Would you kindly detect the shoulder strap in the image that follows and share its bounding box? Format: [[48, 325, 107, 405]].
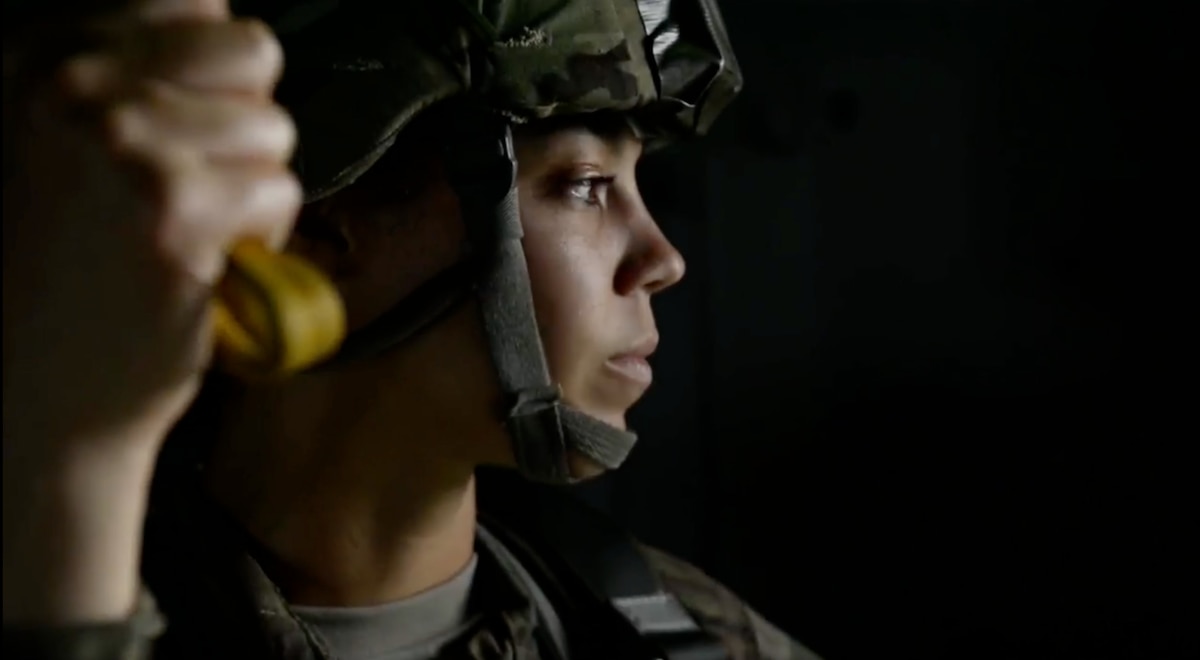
[[476, 468, 731, 660]]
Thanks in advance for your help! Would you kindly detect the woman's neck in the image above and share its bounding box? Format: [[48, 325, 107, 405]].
[[201, 306, 513, 607], [203, 384, 482, 607], [206, 451, 478, 607]]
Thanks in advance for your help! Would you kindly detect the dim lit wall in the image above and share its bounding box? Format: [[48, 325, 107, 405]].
[[577, 2, 1190, 659]]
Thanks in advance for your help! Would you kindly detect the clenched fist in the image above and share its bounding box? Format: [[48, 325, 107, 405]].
[[2, 0, 301, 456]]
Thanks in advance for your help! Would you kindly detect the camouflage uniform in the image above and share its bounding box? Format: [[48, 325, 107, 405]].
[[5, 472, 822, 660], [3, 1, 825, 658]]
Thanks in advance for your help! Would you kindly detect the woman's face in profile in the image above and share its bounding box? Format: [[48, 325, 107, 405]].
[[280, 118, 685, 473]]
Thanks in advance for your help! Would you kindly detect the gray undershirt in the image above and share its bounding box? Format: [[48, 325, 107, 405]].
[[287, 525, 570, 660], [290, 554, 482, 660]]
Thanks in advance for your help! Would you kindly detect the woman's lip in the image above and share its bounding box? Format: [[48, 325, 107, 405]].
[[605, 355, 654, 387]]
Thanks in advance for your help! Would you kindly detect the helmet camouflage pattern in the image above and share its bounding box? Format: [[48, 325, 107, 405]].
[[231, 0, 742, 483], [239, 0, 743, 199]]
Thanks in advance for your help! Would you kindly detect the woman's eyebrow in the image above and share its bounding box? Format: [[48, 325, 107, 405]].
[[551, 129, 642, 162]]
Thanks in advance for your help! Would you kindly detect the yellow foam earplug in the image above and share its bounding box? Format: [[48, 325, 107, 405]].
[[212, 239, 346, 379]]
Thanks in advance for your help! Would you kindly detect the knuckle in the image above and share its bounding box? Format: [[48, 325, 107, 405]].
[[132, 163, 193, 258], [101, 102, 146, 151], [237, 18, 283, 77], [254, 170, 304, 230], [271, 174, 306, 245], [141, 151, 207, 228], [266, 103, 299, 156], [276, 171, 305, 217], [227, 170, 303, 247], [154, 166, 197, 226], [236, 168, 301, 218]]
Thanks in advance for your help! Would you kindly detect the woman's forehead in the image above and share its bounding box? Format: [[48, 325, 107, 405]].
[[344, 110, 643, 191], [516, 111, 639, 140], [515, 115, 644, 162]]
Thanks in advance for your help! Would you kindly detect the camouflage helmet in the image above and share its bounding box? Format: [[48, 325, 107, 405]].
[[240, 0, 742, 483]]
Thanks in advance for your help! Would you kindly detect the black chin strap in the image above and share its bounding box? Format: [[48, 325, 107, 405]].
[[443, 111, 638, 483], [318, 260, 479, 366], [311, 108, 638, 483]]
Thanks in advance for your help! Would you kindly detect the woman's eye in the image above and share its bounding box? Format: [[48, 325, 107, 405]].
[[564, 176, 615, 207]]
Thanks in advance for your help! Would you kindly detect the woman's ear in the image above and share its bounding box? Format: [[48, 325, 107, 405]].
[[287, 198, 356, 277], [284, 158, 467, 334]]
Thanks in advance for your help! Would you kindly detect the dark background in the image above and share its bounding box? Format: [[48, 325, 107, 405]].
[[2, 0, 1189, 658], [575, 1, 1193, 659]]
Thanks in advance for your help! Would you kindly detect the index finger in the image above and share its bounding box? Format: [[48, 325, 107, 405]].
[[133, 0, 229, 22]]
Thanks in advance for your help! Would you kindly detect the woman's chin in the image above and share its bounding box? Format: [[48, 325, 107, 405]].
[[563, 405, 629, 479], [571, 398, 628, 431], [566, 451, 611, 481]]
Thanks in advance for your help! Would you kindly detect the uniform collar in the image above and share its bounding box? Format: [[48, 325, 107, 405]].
[[143, 480, 542, 660]]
